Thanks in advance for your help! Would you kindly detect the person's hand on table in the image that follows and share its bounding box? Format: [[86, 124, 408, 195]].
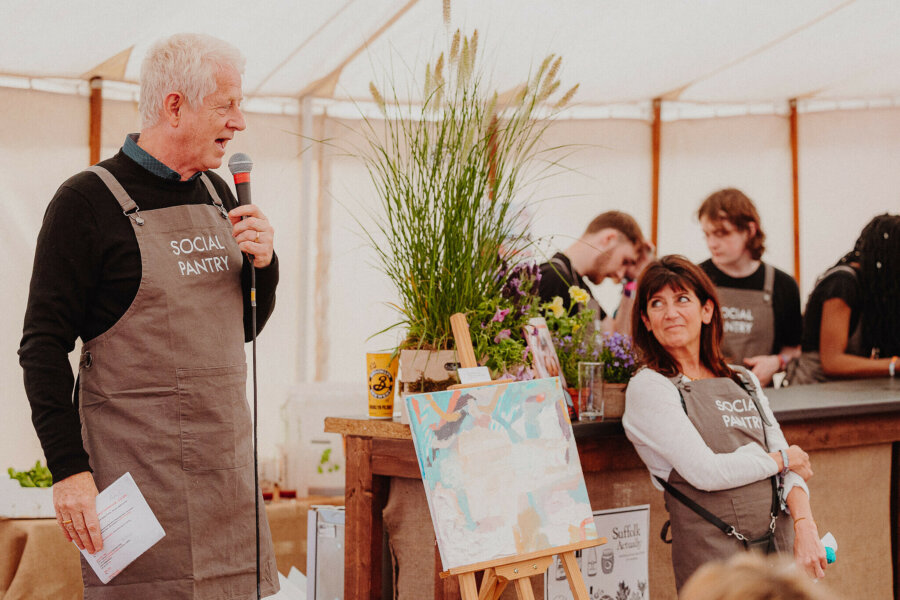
[[743, 354, 781, 387], [229, 204, 275, 268], [793, 517, 827, 579], [53, 471, 102, 553]]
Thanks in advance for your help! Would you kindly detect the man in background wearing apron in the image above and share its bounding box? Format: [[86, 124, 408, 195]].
[[698, 189, 802, 387], [19, 33, 280, 598], [537, 210, 650, 335]]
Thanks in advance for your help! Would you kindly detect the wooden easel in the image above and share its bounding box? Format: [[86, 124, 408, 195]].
[[444, 313, 606, 600], [445, 538, 605, 600], [448, 313, 505, 391]]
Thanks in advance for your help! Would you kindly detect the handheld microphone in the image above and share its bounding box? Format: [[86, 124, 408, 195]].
[[228, 153, 253, 206]]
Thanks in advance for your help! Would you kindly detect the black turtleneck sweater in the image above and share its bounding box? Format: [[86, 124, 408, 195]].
[[19, 150, 279, 481]]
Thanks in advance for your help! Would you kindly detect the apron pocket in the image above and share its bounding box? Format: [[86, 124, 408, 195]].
[[177, 364, 251, 471], [731, 488, 776, 541]]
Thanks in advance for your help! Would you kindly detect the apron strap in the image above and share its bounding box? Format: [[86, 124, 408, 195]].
[[667, 374, 689, 413], [821, 264, 857, 282], [198, 173, 230, 219], [655, 476, 736, 537], [86, 165, 138, 213], [551, 255, 603, 330], [86, 165, 144, 226], [550, 256, 572, 275], [731, 366, 773, 428], [762, 262, 775, 303]]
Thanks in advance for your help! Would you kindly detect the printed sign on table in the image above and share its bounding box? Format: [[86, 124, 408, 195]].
[[545, 505, 649, 600]]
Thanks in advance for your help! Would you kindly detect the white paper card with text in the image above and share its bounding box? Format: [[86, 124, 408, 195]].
[[456, 366, 492, 385], [79, 472, 166, 584]]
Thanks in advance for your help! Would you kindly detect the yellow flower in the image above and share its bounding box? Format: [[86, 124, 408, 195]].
[[548, 296, 565, 318], [568, 286, 589, 305]]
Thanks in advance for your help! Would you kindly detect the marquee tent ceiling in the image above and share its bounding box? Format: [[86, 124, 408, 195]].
[[3, 0, 900, 113]]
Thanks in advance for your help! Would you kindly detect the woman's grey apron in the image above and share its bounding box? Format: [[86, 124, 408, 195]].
[[784, 265, 864, 386], [549, 256, 604, 335], [663, 371, 793, 591], [717, 262, 776, 365], [77, 166, 278, 599]]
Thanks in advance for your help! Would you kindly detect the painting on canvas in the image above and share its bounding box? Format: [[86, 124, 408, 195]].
[[405, 377, 598, 570]]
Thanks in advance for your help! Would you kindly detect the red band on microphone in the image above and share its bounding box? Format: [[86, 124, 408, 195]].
[[233, 172, 250, 184]]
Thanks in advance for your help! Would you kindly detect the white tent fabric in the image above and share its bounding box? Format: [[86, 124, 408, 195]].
[[2, 2, 899, 487], [5, 0, 900, 108]]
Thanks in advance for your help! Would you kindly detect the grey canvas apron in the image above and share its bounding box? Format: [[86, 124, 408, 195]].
[[76, 166, 278, 599], [550, 256, 603, 336], [717, 262, 776, 365], [784, 265, 864, 386], [662, 371, 793, 591]]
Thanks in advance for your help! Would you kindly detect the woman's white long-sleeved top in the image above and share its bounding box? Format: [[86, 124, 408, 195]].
[[622, 368, 808, 504]]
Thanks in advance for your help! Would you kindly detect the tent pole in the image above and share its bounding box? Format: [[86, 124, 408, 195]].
[[651, 98, 662, 248], [89, 77, 102, 165], [313, 111, 331, 382], [298, 97, 314, 382], [789, 98, 800, 283]]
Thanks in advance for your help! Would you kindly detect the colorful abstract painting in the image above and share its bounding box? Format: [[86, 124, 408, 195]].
[[405, 377, 598, 570]]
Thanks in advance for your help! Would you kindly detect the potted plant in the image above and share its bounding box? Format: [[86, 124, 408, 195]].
[[541, 288, 638, 419], [357, 29, 578, 395], [595, 332, 638, 418]]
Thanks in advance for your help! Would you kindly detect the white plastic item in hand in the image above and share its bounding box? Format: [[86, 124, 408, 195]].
[[821, 532, 837, 564]]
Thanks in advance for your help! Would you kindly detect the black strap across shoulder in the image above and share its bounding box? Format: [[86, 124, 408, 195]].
[[655, 475, 733, 536]]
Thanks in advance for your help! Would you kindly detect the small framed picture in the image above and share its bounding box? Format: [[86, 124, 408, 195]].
[[523, 317, 567, 389]]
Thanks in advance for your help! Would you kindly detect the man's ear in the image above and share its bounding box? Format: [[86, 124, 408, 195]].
[[598, 228, 619, 249], [162, 92, 185, 127]]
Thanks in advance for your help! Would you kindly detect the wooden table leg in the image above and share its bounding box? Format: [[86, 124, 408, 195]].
[[344, 436, 388, 600]]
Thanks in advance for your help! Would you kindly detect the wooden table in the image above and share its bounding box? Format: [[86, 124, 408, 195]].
[[325, 377, 900, 600], [0, 497, 342, 600]]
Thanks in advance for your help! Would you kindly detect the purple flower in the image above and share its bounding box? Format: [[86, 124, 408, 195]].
[[493, 329, 511, 343], [492, 308, 510, 323], [515, 365, 535, 381]]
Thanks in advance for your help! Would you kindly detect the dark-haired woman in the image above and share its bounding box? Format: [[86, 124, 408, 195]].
[[622, 255, 826, 591], [785, 214, 900, 385]]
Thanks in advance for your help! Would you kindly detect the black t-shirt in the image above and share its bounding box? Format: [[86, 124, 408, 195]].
[[800, 266, 861, 353], [700, 259, 802, 354], [18, 150, 279, 481], [537, 253, 608, 320]]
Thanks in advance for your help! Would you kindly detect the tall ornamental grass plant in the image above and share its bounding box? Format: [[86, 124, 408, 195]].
[[359, 29, 578, 350]]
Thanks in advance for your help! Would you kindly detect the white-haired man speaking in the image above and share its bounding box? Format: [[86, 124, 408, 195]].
[[19, 33, 280, 598]]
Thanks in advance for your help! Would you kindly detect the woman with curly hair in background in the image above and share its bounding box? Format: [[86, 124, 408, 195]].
[[785, 213, 900, 385]]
